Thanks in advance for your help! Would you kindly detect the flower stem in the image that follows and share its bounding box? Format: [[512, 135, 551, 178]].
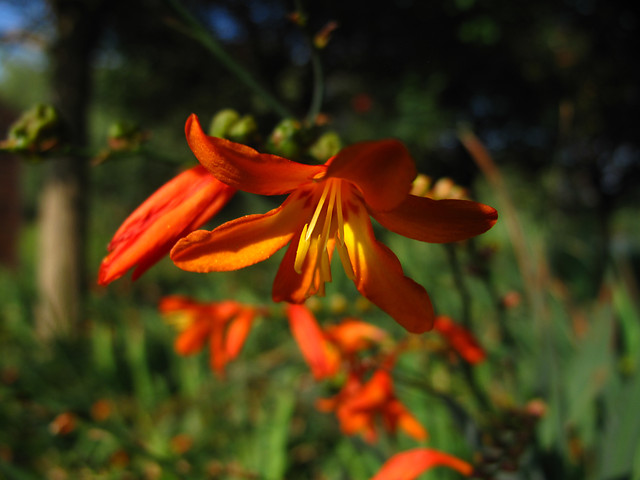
[[306, 48, 324, 124], [166, 0, 294, 120]]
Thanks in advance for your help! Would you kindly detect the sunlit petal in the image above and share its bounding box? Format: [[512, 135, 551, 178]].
[[373, 195, 498, 243], [171, 193, 308, 272], [186, 114, 323, 194], [343, 203, 434, 333], [326, 139, 416, 212]]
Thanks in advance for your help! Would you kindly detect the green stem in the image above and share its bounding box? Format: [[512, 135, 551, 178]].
[[166, 0, 294, 120], [306, 47, 324, 124], [444, 243, 472, 328]]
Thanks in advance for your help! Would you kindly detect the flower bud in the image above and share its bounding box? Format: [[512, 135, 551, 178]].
[[266, 118, 303, 159], [0, 104, 65, 154], [208, 109, 257, 143], [308, 131, 342, 161], [208, 109, 240, 137]]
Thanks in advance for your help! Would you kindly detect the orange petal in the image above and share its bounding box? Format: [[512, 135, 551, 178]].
[[98, 166, 235, 285], [225, 306, 256, 359], [342, 203, 434, 333], [286, 304, 339, 379], [170, 193, 307, 272], [174, 319, 211, 355], [343, 369, 392, 411], [383, 399, 429, 441], [373, 195, 498, 244], [326, 139, 416, 212], [158, 295, 203, 313], [370, 448, 473, 480], [434, 316, 486, 364], [209, 321, 227, 375], [324, 319, 389, 354], [186, 114, 324, 194]]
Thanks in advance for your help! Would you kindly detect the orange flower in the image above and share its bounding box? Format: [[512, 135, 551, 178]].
[[286, 304, 390, 379], [433, 315, 486, 364], [171, 114, 498, 333], [317, 369, 427, 443], [98, 165, 236, 285], [159, 296, 256, 377], [287, 304, 340, 380], [370, 448, 473, 480], [324, 318, 389, 356]]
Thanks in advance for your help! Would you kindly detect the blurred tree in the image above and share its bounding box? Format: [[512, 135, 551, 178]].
[[37, 0, 108, 339]]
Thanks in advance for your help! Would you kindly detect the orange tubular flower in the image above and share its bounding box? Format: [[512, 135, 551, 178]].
[[98, 165, 236, 285], [287, 304, 340, 380], [370, 448, 473, 480], [171, 115, 497, 333], [317, 369, 427, 443], [324, 318, 389, 356], [433, 315, 486, 364], [286, 304, 391, 379], [159, 296, 256, 377]]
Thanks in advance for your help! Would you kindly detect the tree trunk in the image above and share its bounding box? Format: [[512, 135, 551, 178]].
[[36, 0, 105, 340]]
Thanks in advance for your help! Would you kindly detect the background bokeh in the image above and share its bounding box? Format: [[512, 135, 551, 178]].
[[0, 0, 639, 478]]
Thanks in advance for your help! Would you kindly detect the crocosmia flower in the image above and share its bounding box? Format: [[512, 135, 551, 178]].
[[98, 165, 236, 285], [286, 304, 391, 380], [171, 114, 497, 333], [286, 304, 341, 380], [316, 368, 427, 443], [159, 295, 257, 377], [370, 448, 473, 480]]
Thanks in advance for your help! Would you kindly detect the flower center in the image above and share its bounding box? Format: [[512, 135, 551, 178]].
[[294, 178, 356, 296]]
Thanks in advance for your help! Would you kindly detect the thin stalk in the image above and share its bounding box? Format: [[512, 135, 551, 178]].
[[166, 0, 294, 120], [444, 243, 472, 328], [306, 48, 324, 124]]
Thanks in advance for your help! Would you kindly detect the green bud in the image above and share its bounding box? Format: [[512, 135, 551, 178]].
[[1, 104, 64, 154], [266, 118, 303, 159], [308, 131, 342, 162], [108, 121, 139, 140], [106, 121, 148, 152], [227, 115, 258, 143], [208, 109, 240, 138]]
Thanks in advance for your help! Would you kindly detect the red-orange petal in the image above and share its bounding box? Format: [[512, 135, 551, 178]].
[[158, 295, 202, 314], [170, 193, 307, 272], [434, 316, 486, 364], [186, 114, 324, 195], [370, 448, 473, 480], [225, 306, 256, 359], [324, 319, 389, 355], [174, 319, 211, 355], [209, 321, 227, 375], [98, 166, 235, 285], [384, 400, 429, 441], [343, 369, 392, 411], [342, 202, 435, 333], [286, 304, 339, 380], [373, 195, 498, 244], [326, 139, 416, 212]]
